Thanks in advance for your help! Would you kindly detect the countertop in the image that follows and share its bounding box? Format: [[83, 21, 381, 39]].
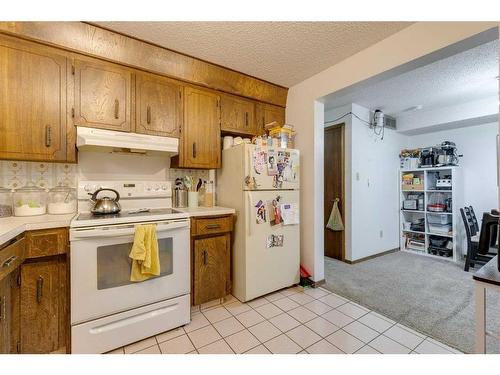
[[0, 213, 76, 245], [0, 206, 235, 245], [175, 206, 236, 217]]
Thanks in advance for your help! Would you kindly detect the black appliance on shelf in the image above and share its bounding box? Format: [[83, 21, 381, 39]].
[[419, 147, 438, 168], [428, 235, 453, 257]]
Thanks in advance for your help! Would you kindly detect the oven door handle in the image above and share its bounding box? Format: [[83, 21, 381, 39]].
[[71, 221, 189, 239]]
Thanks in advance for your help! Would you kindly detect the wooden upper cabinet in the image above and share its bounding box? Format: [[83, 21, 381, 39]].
[[0, 35, 69, 162], [74, 58, 132, 132], [135, 73, 182, 137], [220, 94, 256, 135], [256, 103, 286, 133], [180, 87, 221, 169]]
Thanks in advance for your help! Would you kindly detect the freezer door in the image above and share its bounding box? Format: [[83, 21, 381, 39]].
[[243, 144, 300, 190], [237, 190, 300, 302]]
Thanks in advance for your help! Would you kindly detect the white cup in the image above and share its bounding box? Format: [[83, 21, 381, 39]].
[[223, 136, 234, 150], [188, 192, 199, 208]]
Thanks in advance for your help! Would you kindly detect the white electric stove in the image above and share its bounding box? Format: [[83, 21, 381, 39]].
[[70, 180, 191, 354]]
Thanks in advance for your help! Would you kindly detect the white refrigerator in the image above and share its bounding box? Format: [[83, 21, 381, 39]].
[[217, 143, 300, 302]]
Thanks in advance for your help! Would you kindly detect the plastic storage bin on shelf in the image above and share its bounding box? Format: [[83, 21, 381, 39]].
[[427, 213, 452, 225], [13, 182, 47, 216]]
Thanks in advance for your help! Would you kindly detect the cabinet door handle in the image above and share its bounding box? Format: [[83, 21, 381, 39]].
[[205, 224, 221, 230], [36, 276, 44, 304], [2, 255, 17, 268], [45, 125, 51, 147], [203, 250, 208, 265], [114, 99, 119, 119], [245, 112, 249, 127], [0, 296, 5, 321], [192, 142, 197, 158], [147, 105, 151, 124]]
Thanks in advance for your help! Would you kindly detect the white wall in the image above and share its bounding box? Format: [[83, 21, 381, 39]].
[[78, 151, 169, 181], [407, 122, 499, 222], [325, 104, 406, 262], [287, 22, 499, 281], [350, 104, 406, 261], [77, 151, 210, 184]]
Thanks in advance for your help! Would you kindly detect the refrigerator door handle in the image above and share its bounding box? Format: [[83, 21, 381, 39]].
[[247, 192, 252, 237], [247, 147, 252, 181]]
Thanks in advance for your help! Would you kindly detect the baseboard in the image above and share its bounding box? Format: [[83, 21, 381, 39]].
[[344, 248, 399, 264], [311, 279, 325, 287]]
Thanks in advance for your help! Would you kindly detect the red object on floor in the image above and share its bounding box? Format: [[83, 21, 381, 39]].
[[300, 265, 311, 278]]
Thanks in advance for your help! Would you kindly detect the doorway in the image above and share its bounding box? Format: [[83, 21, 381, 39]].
[[324, 123, 345, 260]]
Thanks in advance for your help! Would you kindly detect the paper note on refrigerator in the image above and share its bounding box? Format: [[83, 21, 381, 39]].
[[266, 234, 284, 248], [253, 150, 266, 175], [280, 203, 299, 225], [267, 149, 278, 176]]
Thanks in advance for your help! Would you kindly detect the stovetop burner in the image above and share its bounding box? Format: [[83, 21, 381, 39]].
[[75, 208, 181, 221]]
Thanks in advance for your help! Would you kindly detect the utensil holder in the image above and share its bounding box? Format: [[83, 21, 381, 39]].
[[188, 192, 199, 208]]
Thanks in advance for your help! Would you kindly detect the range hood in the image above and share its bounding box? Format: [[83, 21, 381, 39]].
[[76, 126, 178, 156]]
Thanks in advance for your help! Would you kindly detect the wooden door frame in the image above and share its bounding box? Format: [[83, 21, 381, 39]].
[[324, 123, 346, 261]]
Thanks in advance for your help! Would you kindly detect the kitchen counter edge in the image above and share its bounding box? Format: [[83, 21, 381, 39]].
[[0, 207, 236, 245]]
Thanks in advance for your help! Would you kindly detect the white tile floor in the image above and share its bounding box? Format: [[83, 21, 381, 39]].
[[106, 286, 462, 354]]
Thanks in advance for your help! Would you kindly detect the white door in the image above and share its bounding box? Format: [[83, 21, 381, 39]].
[[243, 144, 300, 191], [70, 220, 190, 324], [242, 190, 300, 301]]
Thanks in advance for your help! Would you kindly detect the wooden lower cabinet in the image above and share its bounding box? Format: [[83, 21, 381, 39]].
[[193, 235, 230, 305], [19, 258, 67, 353], [0, 227, 69, 354], [0, 275, 11, 353], [191, 215, 233, 306]]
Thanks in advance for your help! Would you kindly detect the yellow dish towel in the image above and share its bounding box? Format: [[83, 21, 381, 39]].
[[129, 224, 161, 282]]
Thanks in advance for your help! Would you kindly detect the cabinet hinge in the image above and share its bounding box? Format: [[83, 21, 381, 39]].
[[71, 65, 75, 75], [179, 91, 182, 99], [71, 108, 75, 118], [17, 271, 21, 287], [16, 342, 21, 353]]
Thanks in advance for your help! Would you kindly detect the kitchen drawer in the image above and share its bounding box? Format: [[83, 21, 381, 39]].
[[191, 216, 233, 237], [26, 228, 68, 259], [0, 235, 25, 282]]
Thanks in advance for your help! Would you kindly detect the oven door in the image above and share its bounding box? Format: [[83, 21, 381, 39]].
[[70, 219, 190, 325]]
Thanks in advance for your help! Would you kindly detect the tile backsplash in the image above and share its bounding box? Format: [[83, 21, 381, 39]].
[[168, 168, 210, 183], [0, 159, 210, 191], [0, 161, 77, 190]]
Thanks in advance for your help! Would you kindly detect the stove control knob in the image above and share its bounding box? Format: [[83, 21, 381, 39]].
[[145, 185, 152, 192], [153, 184, 160, 191], [161, 184, 167, 191], [84, 184, 92, 192]]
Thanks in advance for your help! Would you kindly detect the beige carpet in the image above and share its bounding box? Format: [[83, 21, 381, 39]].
[[323, 251, 500, 353]]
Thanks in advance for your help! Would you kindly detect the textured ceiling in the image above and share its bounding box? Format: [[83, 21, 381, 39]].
[[94, 21, 412, 87], [325, 40, 499, 115]]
